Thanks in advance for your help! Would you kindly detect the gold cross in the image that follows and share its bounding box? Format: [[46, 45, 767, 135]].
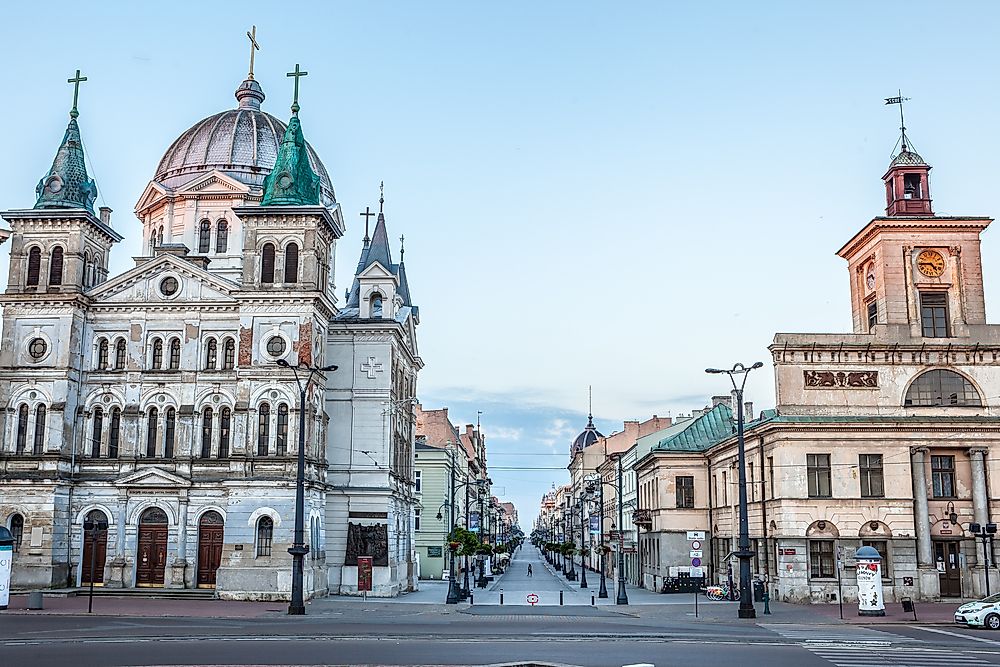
[[68, 69, 87, 119], [247, 26, 260, 80], [287, 63, 308, 114]]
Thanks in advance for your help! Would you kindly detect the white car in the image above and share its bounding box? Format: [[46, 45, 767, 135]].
[[955, 594, 1000, 629]]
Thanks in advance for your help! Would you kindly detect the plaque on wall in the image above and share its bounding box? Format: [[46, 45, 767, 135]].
[[803, 370, 878, 388], [344, 522, 389, 566], [427, 545, 443, 557]]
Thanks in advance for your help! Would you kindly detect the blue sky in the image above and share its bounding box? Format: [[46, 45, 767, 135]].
[[2, 2, 1000, 525]]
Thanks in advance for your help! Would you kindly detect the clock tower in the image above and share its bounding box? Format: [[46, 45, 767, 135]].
[[837, 146, 992, 338]]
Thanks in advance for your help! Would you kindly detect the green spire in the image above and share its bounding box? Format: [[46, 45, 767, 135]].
[[261, 64, 320, 206], [35, 70, 97, 213]]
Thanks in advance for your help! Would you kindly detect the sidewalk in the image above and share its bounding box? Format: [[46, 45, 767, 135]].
[[4, 593, 282, 618]]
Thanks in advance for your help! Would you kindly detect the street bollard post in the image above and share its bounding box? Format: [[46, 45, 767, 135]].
[[500, 589, 504, 605], [559, 590, 564, 605]]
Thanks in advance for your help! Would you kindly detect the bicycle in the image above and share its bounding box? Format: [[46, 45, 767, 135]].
[[705, 585, 741, 601]]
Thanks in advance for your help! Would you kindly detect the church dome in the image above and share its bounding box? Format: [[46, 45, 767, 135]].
[[570, 415, 603, 456], [889, 148, 927, 168], [153, 79, 335, 206]]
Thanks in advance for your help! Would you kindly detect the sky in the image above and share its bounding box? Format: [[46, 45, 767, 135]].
[[3, 2, 1000, 527]]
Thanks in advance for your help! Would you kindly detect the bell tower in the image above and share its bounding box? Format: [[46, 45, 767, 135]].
[[882, 93, 933, 217]]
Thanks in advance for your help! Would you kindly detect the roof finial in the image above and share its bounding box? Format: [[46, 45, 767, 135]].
[[400, 234, 405, 262], [246, 26, 260, 80], [588, 385, 593, 422], [884, 90, 912, 153], [379, 180, 385, 213], [287, 63, 308, 115], [68, 69, 87, 120], [360, 206, 374, 243]]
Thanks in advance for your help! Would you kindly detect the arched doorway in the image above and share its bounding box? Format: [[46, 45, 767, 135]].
[[81, 510, 108, 585], [136, 507, 169, 586], [197, 511, 224, 587]]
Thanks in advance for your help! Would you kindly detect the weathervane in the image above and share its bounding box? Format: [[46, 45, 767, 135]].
[[246, 26, 260, 80], [68, 69, 87, 119], [287, 63, 308, 115], [884, 90, 912, 152]]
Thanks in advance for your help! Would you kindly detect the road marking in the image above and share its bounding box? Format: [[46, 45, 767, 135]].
[[915, 626, 1000, 646], [808, 645, 993, 667]]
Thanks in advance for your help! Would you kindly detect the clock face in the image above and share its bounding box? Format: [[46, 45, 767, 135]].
[[866, 272, 876, 290], [917, 250, 945, 278]]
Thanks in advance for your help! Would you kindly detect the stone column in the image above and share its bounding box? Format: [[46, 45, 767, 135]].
[[911, 447, 938, 599], [970, 447, 992, 594], [170, 499, 189, 588], [108, 493, 128, 588]]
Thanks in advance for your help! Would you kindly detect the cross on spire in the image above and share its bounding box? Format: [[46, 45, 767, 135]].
[[884, 89, 912, 152], [287, 63, 308, 115], [67, 69, 87, 119], [379, 180, 385, 213], [360, 206, 375, 241], [400, 234, 405, 262], [246, 26, 260, 80]]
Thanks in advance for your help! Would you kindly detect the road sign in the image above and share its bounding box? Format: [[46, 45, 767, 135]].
[[690, 540, 702, 550], [687, 531, 706, 541], [691, 557, 702, 567], [689, 566, 705, 578], [690, 550, 703, 558], [527, 593, 539, 606]]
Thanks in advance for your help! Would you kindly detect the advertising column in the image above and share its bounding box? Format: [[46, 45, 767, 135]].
[[855, 545, 885, 616], [0, 527, 13, 610]]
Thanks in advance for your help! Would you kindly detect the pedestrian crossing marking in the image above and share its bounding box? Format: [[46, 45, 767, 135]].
[[808, 645, 993, 667]]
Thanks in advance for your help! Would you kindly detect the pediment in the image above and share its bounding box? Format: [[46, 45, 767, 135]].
[[115, 467, 191, 488], [177, 170, 249, 196], [359, 262, 396, 280], [90, 254, 239, 306], [135, 181, 170, 215]]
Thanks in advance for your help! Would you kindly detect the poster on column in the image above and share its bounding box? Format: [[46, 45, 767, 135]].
[[0, 541, 11, 609], [590, 516, 600, 534]]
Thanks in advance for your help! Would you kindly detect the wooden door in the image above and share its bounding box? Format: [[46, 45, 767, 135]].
[[196, 511, 224, 587], [81, 515, 108, 585], [136, 507, 169, 586], [934, 540, 962, 597]]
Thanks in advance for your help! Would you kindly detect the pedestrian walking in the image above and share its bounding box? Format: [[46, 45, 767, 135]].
[[527, 564, 533, 577]]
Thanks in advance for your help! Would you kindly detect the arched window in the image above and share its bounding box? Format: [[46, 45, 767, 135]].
[[370, 293, 383, 317], [15, 404, 28, 454], [157, 225, 164, 247], [201, 408, 213, 458], [93, 256, 102, 285], [905, 369, 983, 407], [216, 220, 228, 253], [219, 407, 232, 458], [164, 408, 176, 458], [198, 220, 211, 253], [284, 243, 299, 283], [26, 247, 41, 286], [205, 339, 218, 370], [33, 404, 46, 454], [257, 403, 270, 456], [82, 253, 91, 288], [222, 338, 236, 370], [108, 408, 121, 458], [276, 403, 289, 456], [152, 339, 163, 369], [146, 407, 159, 457], [169, 338, 181, 370], [9, 514, 24, 552], [97, 338, 109, 370], [260, 243, 276, 284], [91, 407, 104, 458], [256, 516, 274, 557], [114, 339, 127, 370], [49, 247, 64, 286]]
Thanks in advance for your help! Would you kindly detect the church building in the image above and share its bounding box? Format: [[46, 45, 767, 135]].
[[0, 54, 421, 599]]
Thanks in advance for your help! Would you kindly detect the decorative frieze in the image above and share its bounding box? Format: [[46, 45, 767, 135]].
[[804, 370, 878, 388]]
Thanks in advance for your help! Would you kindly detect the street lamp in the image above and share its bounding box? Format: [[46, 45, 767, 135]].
[[578, 494, 588, 589], [585, 476, 609, 599], [275, 358, 338, 615], [611, 452, 629, 605], [970, 522, 997, 596], [706, 361, 763, 619]]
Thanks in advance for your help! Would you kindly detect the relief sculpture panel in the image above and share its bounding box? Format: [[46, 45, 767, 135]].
[[344, 522, 389, 566], [803, 370, 879, 388]]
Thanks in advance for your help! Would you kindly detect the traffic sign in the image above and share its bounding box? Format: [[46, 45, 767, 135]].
[[690, 550, 703, 558], [687, 531, 706, 541], [527, 593, 539, 606], [690, 566, 705, 578], [691, 557, 702, 567], [690, 540, 702, 550]]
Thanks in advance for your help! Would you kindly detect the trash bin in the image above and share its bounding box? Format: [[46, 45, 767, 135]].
[[753, 580, 765, 602]]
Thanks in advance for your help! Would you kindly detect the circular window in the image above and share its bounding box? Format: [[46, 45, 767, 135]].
[[266, 336, 287, 357], [160, 276, 179, 296], [28, 338, 48, 360]]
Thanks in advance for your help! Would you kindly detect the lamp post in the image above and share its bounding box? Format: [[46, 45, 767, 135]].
[[585, 475, 609, 599], [614, 453, 629, 605], [275, 358, 338, 616], [83, 516, 108, 614], [579, 495, 589, 589], [970, 522, 997, 596], [706, 361, 763, 619], [477, 479, 490, 588]]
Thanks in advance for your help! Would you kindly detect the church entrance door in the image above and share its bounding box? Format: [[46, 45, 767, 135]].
[[81, 510, 108, 585], [934, 540, 962, 598], [136, 507, 169, 587], [197, 511, 224, 587]]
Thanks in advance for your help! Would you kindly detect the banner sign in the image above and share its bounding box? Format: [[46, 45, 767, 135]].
[[589, 516, 600, 534], [470, 512, 480, 532], [357, 556, 373, 593], [0, 542, 11, 609]]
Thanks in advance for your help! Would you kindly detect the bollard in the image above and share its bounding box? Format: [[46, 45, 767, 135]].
[[591, 594, 595, 606], [500, 589, 504, 605], [763, 590, 771, 615], [27, 591, 43, 610], [559, 590, 564, 606], [470, 593, 474, 606]]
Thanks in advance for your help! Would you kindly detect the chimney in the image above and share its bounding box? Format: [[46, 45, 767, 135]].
[[712, 395, 732, 408], [744, 402, 753, 421], [99, 206, 112, 226]]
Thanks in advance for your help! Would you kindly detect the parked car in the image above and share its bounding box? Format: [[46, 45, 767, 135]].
[[955, 594, 1000, 629]]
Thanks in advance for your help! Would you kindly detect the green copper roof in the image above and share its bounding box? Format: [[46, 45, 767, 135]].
[[261, 115, 321, 206], [655, 403, 734, 452], [34, 117, 97, 213]]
